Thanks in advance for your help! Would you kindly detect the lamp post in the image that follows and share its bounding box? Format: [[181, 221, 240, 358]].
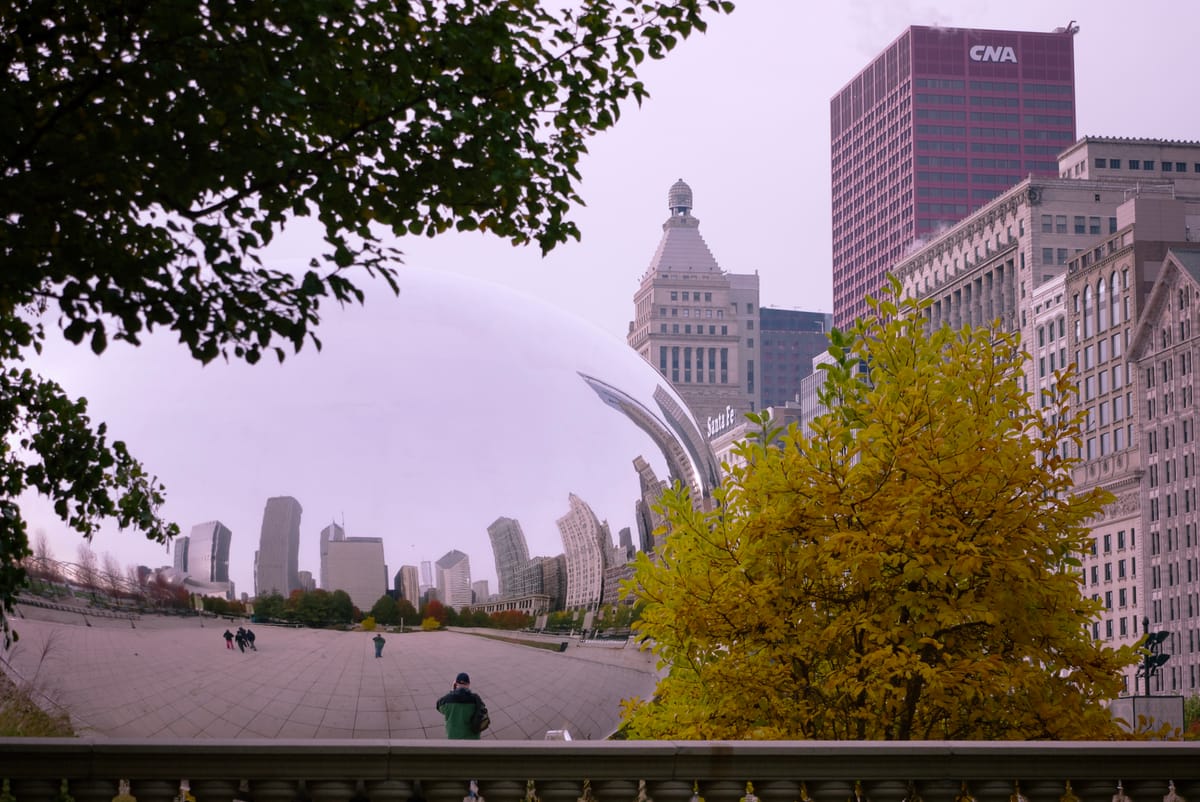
[[1139, 616, 1171, 696]]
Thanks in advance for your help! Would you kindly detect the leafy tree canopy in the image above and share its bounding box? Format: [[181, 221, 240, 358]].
[[622, 282, 1137, 740], [0, 0, 733, 645]]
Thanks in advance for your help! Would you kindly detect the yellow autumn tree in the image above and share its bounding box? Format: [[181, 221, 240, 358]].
[[622, 282, 1137, 740]]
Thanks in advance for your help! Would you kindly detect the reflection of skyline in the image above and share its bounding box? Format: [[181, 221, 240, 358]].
[[579, 372, 719, 502], [23, 268, 708, 597]]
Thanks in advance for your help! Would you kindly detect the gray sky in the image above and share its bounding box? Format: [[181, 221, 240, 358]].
[[22, 0, 1200, 598]]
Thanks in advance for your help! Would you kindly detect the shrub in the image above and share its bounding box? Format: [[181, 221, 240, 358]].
[[421, 617, 442, 631]]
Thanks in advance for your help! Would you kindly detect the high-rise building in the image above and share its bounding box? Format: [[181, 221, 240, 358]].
[[435, 549, 473, 609], [172, 535, 189, 573], [471, 580, 489, 603], [557, 493, 613, 610], [831, 24, 1077, 327], [420, 560, 433, 594], [633, 456, 668, 554], [487, 516, 531, 599], [187, 521, 232, 583], [325, 536, 387, 613], [892, 137, 1200, 694], [759, 308, 833, 409], [628, 179, 761, 427], [319, 521, 345, 590], [254, 496, 302, 598], [397, 565, 420, 605]]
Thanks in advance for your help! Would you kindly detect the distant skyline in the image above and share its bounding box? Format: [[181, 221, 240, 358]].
[[19, 0, 1200, 595]]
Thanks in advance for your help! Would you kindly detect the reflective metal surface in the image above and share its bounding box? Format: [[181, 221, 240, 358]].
[[27, 267, 717, 593]]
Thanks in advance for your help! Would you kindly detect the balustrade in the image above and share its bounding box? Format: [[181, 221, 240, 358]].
[[2, 741, 1199, 802]]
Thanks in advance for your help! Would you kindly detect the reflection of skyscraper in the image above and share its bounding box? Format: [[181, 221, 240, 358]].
[[420, 560, 433, 592], [254, 496, 302, 598], [325, 535, 386, 612], [633, 456, 669, 554], [557, 493, 613, 610], [397, 565, 420, 605], [488, 516, 531, 599], [172, 535, 190, 573], [578, 372, 718, 501], [188, 521, 232, 583], [435, 550, 472, 609], [319, 521, 345, 590]]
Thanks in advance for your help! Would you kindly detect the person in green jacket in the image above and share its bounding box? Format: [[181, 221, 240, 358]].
[[436, 672, 484, 740]]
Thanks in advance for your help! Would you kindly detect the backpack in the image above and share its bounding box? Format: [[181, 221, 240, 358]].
[[470, 695, 490, 733]]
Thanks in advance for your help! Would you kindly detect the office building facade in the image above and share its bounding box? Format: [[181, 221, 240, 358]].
[[487, 516, 531, 599], [319, 521, 345, 591], [831, 24, 1077, 327], [325, 536, 387, 613], [628, 179, 760, 427], [759, 308, 833, 409], [254, 496, 302, 598], [435, 549, 473, 610], [187, 521, 232, 583], [892, 138, 1200, 694], [397, 565, 420, 605], [557, 493, 613, 610]]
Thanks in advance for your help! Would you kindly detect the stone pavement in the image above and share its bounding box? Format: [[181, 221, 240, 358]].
[[2, 605, 660, 740]]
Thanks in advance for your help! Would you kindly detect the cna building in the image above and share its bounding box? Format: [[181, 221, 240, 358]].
[[831, 24, 1077, 326]]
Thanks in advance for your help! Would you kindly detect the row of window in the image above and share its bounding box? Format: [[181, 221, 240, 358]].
[[1043, 214, 1118, 236], [1086, 559, 1134, 586], [660, 306, 726, 319], [1150, 559, 1200, 589], [1150, 525, 1200, 555], [658, 346, 729, 385], [659, 323, 729, 336], [1095, 157, 1200, 173], [915, 93, 1072, 110], [911, 79, 1070, 94]]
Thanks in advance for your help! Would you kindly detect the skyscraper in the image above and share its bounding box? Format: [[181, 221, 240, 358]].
[[628, 179, 761, 426], [557, 493, 613, 610], [187, 521, 232, 583], [830, 24, 1077, 327], [758, 308, 833, 409], [397, 565, 420, 605], [487, 516, 531, 599], [325, 536, 386, 613], [318, 521, 345, 591], [254, 496, 302, 598], [172, 535, 189, 573], [435, 549, 473, 609]]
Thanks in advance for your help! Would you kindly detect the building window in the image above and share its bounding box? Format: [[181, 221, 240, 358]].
[[1110, 159, 1121, 169], [1095, 158, 1107, 168], [1129, 160, 1141, 170], [1042, 214, 1053, 233], [1056, 215, 1067, 233]]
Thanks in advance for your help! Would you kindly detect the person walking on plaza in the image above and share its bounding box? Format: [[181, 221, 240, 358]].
[[436, 672, 487, 740], [245, 628, 257, 651], [372, 633, 386, 658], [235, 627, 247, 653], [222, 629, 234, 650]]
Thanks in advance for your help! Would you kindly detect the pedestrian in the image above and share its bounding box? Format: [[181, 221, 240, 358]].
[[222, 629, 234, 650], [245, 628, 257, 651], [235, 627, 247, 653], [372, 633, 386, 658], [436, 672, 487, 740]]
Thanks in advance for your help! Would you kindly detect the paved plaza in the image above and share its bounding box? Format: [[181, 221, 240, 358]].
[[2, 604, 660, 740]]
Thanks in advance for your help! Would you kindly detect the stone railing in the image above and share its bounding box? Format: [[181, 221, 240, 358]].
[[1, 741, 1199, 802]]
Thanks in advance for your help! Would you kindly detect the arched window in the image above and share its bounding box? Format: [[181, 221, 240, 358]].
[[1110, 272, 1120, 326], [1097, 278, 1107, 332], [1083, 286, 1093, 338]]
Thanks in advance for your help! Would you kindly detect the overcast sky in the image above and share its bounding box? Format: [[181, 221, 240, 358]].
[[22, 0, 1200, 599]]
